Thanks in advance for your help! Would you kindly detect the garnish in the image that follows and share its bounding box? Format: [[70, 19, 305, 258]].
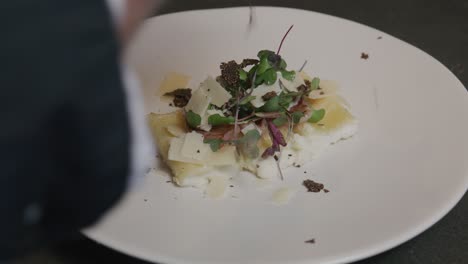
[[261, 96, 281, 112], [298, 60, 308, 72], [310, 77, 320, 90], [263, 68, 278, 85], [268, 121, 287, 147], [239, 95, 256, 105], [308, 108, 326, 123], [238, 130, 261, 159], [303, 179, 325, 193], [281, 69, 295, 81], [238, 68, 248, 81], [208, 114, 235, 126], [272, 114, 288, 127], [220, 60, 242, 89], [203, 138, 223, 152], [262, 91, 277, 101], [276, 25, 294, 55], [291, 111, 305, 123], [186, 110, 201, 128], [179, 26, 331, 180], [164, 88, 192, 107]]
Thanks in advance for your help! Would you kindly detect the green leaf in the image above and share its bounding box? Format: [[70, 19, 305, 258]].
[[204, 138, 222, 152], [272, 114, 288, 127], [239, 95, 256, 105], [263, 68, 278, 85], [208, 114, 235, 126], [254, 74, 265, 86], [308, 108, 326, 123], [238, 130, 261, 159], [281, 70, 295, 81], [261, 96, 281, 112], [291, 111, 305, 123], [278, 93, 294, 107], [186, 110, 201, 128], [311, 77, 320, 90], [279, 59, 287, 69], [257, 50, 275, 59], [238, 68, 248, 81], [249, 64, 258, 76], [257, 56, 272, 75]]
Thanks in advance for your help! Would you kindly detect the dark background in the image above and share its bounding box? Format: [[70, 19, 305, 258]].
[[17, 0, 467, 263]]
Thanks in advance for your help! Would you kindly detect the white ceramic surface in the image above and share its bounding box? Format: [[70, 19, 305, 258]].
[[84, 7, 468, 264]]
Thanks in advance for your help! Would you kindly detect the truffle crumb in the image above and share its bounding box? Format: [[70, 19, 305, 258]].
[[361, 52, 369, 60], [303, 179, 324, 193], [262, 91, 278, 101], [164, 88, 192, 107]]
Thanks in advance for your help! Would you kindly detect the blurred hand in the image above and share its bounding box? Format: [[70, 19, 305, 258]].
[[112, 0, 165, 46]]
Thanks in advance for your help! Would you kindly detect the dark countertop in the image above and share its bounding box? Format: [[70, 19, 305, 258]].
[[16, 0, 467, 263]]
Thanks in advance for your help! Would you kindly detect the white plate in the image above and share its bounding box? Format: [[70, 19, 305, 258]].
[[84, 7, 468, 264]]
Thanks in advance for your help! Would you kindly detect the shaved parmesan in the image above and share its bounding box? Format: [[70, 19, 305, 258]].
[[199, 117, 212, 132], [181, 132, 211, 161], [241, 123, 261, 135], [206, 109, 225, 116], [205, 146, 237, 166], [168, 136, 195, 163], [200, 76, 231, 107], [251, 82, 282, 108], [279, 71, 305, 92], [185, 87, 211, 116], [159, 72, 190, 95]]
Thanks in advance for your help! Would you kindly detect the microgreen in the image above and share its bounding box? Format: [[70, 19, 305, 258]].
[[238, 130, 261, 159], [276, 25, 294, 55], [257, 56, 272, 75], [186, 110, 201, 128], [203, 138, 223, 152], [308, 108, 326, 123], [261, 96, 281, 112], [291, 111, 305, 123], [238, 68, 248, 81], [239, 95, 256, 105], [279, 59, 287, 70], [272, 114, 288, 127], [311, 77, 320, 90], [263, 68, 278, 85], [208, 114, 235, 126], [281, 70, 295, 81]]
